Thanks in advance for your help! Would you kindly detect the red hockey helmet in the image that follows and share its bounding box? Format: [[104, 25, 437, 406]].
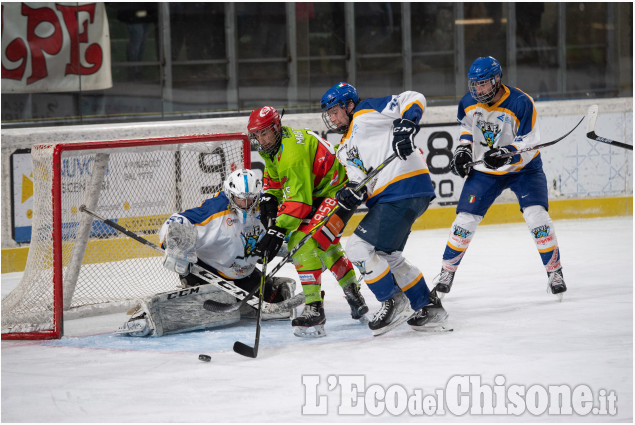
[[247, 106, 282, 156]]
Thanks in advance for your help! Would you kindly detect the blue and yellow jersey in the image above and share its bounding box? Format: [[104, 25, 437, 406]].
[[457, 84, 543, 175], [335, 91, 436, 208], [159, 191, 264, 280]]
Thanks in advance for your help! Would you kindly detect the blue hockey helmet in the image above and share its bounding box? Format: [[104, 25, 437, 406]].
[[467, 56, 503, 104], [320, 82, 359, 132], [320, 82, 359, 111]]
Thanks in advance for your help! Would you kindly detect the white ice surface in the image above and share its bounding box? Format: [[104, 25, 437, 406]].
[[2, 217, 632, 422]]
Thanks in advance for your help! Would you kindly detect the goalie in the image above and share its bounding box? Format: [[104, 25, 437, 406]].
[[118, 169, 298, 337]]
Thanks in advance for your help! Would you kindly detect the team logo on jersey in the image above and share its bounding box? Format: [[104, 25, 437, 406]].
[[241, 227, 262, 257], [345, 146, 367, 173], [452, 225, 472, 239], [531, 225, 551, 239], [476, 119, 501, 148]]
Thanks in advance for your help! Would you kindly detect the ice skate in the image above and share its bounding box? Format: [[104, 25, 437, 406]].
[[292, 301, 326, 337], [432, 268, 455, 299], [343, 282, 369, 322], [408, 293, 450, 332], [116, 305, 151, 337], [368, 291, 414, 336], [548, 269, 567, 301]]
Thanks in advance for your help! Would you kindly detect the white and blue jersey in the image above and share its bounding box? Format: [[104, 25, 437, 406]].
[[335, 91, 436, 208], [458, 84, 543, 174], [159, 191, 264, 280]]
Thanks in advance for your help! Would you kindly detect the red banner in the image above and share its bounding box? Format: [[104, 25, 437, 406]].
[[1, 2, 112, 93]]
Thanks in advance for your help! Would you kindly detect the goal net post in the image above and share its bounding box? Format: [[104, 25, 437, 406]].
[[2, 133, 251, 340]]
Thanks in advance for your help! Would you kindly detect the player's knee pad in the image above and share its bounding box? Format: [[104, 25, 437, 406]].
[[442, 212, 482, 271], [345, 233, 375, 265], [523, 205, 560, 270], [390, 257, 422, 288], [447, 212, 482, 251], [452, 212, 482, 239]]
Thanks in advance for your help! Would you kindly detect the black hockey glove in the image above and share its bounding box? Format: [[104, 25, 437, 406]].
[[336, 182, 368, 211], [483, 145, 515, 169], [392, 118, 420, 160], [259, 193, 278, 229], [450, 144, 473, 178], [255, 225, 286, 262]]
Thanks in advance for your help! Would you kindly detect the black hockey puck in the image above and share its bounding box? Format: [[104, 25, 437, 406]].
[[198, 354, 211, 362]]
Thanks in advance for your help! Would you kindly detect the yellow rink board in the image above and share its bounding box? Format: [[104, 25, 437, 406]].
[[1, 196, 632, 274]]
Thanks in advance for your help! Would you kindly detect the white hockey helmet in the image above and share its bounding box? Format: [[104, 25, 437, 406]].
[[223, 169, 262, 217]]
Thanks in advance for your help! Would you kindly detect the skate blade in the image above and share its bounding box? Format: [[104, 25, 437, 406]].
[[411, 323, 453, 332], [371, 307, 414, 337], [293, 324, 326, 338]]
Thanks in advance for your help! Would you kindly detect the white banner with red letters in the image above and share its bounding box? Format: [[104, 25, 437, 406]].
[[1, 2, 111, 93]]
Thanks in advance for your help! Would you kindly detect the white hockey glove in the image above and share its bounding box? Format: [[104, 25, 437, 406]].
[[162, 222, 198, 276]]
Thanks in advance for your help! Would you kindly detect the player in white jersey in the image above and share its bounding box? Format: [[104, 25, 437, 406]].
[[117, 169, 296, 337], [320, 82, 448, 335], [435, 56, 567, 299]]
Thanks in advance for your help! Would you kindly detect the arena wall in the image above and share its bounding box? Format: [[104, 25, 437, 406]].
[[2, 97, 632, 273]]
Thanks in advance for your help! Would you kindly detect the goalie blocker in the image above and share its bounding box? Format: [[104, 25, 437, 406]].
[[117, 276, 297, 337]]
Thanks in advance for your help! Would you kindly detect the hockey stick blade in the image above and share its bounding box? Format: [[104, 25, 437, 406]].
[[233, 341, 257, 358], [586, 104, 633, 150], [465, 116, 585, 168]]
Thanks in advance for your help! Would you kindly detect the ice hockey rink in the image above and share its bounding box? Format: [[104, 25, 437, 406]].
[[1, 216, 632, 422]]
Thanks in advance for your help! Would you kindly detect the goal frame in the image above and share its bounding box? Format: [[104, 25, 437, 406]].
[[2, 133, 251, 340]]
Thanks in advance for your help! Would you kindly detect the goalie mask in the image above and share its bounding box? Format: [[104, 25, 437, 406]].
[[248, 106, 282, 156], [224, 169, 262, 221]]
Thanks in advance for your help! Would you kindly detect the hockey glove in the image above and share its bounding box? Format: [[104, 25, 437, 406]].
[[336, 182, 368, 211], [483, 145, 515, 169], [392, 118, 420, 160], [255, 225, 286, 262], [162, 221, 198, 276], [450, 144, 473, 178], [259, 193, 278, 229]]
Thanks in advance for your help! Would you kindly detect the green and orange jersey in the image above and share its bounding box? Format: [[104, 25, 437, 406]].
[[261, 126, 348, 233]]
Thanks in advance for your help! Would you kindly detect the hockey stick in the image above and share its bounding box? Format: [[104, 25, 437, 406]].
[[233, 236, 270, 358], [205, 152, 400, 314], [586, 104, 633, 150], [464, 115, 585, 168], [78, 205, 304, 312]]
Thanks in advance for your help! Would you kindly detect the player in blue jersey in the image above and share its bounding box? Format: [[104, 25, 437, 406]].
[[434, 56, 567, 300], [320, 82, 448, 335]]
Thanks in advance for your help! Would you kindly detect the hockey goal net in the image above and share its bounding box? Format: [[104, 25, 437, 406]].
[[2, 133, 251, 340]]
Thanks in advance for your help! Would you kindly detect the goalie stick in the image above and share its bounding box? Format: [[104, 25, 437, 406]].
[[586, 104, 633, 150], [205, 152, 400, 315], [78, 205, 304, 314], [464, 115, 585, 168]]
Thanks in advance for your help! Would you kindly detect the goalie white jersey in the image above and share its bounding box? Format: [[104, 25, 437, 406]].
[[159, 191, 264, 280], [457, 84, 543, 175], [335, 91, 436, 207]]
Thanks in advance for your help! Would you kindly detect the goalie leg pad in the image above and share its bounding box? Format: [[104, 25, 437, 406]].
[[118, 284, 240, 337]]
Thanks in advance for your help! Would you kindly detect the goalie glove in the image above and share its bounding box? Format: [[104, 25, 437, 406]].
[[392, 118, 420, 160], [162, 221, 198, 276]]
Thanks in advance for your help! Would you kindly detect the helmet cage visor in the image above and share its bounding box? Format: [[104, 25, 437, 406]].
[[468, 75, 501, 104]]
